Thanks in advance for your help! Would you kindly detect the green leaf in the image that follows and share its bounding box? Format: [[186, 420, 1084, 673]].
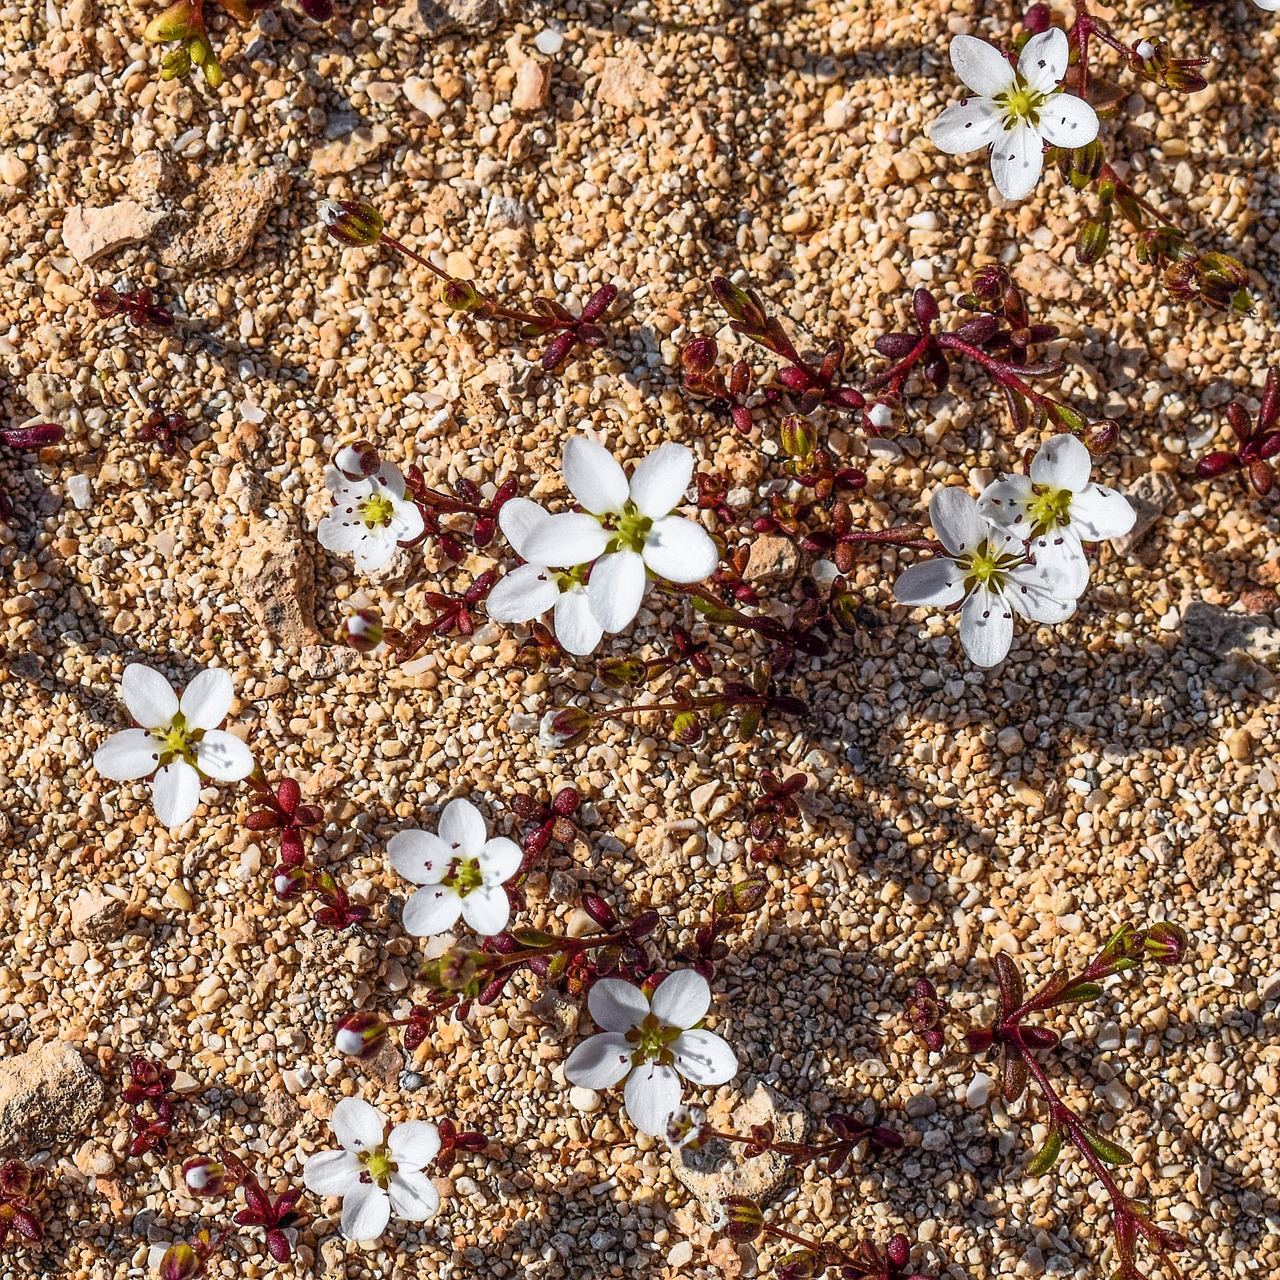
[[1057, 980, 1104, 1004], [690, 595, 740, 626], [736, 704, 761, 742], [1081, 1127, 1133, 1167], [511, 928, 557, 948], [1025, 1125, 1065, 1176]]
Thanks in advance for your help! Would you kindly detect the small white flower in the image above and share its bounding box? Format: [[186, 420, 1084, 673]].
[[302, 1097, 440, 1241], [978, 434, 1136, 596], [563, 970, 738, 1136], [519, 438, 719, 636], [1254, 0, 1279, 12], [485, 497, 604, 656], [930, 30, 1099, 202], [387, 797, 521, 938], [316, 460, 425, 574], [894, 487, 1080, 668], [93, 663, 254, 827]]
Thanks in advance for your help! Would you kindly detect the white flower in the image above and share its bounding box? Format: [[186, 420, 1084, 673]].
[[1255, 0, 1280, 12], [930, 30, 1099, 202], [894, 487, 1079, 668], [302, 1097, 440, 1241], [518, 438, 719, 636], [563, 970, 738, 1136], [977, 434, 1136, 596], [93, 663, 254, 827], [485, 497, 604, 655], [316, 460, 425, 574], [387, 797, 521, 938]]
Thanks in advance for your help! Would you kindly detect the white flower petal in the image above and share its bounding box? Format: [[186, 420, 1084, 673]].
[[1068, 484, 1136, 541], [588, 978, 650, 1032], [587, 550, 647, 632], [640, 516, 719, 584], [649, 969, 712, 1029], [1018, 27, 1070, 95], [671, 1029, 738, 1086], [1026, 527, 1090, 599], [628, 443, 694, 518], [1009, 571, 1079, 624], [388, 1168, 440, 1222], [302, 1149, 363, 1196], [498, 497, 551, 559], [387, 829, 452, 885], [178, 667, 234, 731], [339, 1182, 390, 1241], [387, 501, 425, 544], [486, 564, 562, 624], [950, 34, 1017, 97], [151, 761, 202, 827], [563, 436, 629, 514], [332, 1097, 386, 1152], [930, 96, 1005, 155], [317, 514, 368, 554], [477, 837, 522, 885], [989, 122, 1044, 202], [977, 474, 1035, 530], [1030, 433, 1093, 491], [929, 487, 987, 556], [93, 729, 161, 781], [564, 1032, 634, 1089], [459, 884, 511, 937], [624, 1062, 683, 1136], [553, 587, 605, 655], [401, 885, 464, 937], [438, 797, 487, 855], [1037, 92, 1099, 149], [959, 585, 1015, 667], [120, 664, 179, 729], [894, 557, 966, 609], [194, 730, 254, 782], [521, 512, 610, 568], [352, 529, 398, 573], [372, 461, 407, 501], [387, 1121, 441, 1170]]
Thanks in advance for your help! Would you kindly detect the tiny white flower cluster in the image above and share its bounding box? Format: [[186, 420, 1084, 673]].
[[486, 437, 719, 655], [894, 434, 1136, 668], [930, 30, 1099, 202]]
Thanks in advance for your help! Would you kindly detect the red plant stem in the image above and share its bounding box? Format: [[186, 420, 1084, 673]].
[[706, 1127, 846, 1162]]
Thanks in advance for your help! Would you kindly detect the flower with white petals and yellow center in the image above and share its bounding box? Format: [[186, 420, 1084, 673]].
[[316, 460, 425, 574], [894, 486, 1081, 668], [93, 663, 254, 827], [564, 970, 738, 1136], [930, 30, 1099, 202], [302, 1098, 440, 1241]]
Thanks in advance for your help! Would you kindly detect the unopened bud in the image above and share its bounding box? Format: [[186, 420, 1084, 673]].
[[719, 1197, 765, 1243], [865, 401, 895, 434], [680, 335, 718, 377], [1081, 417, 1120, 456], [779, 413, 815, 459], [539, 705, 592, 750], [272, 865, 307, 900], [318, 198, 384, 248], [181, 1156, 230, 1197], [442, 279, 484, 313], [334, 1011, 389, 1059], [334, 441, 380, 479], [1142, 921, 1188, 966], [342, 607, 385, 653], [158, 1242, 203, 1280]]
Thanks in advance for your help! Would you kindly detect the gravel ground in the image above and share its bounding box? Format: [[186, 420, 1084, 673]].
[[2, 0, 1279, 1278]]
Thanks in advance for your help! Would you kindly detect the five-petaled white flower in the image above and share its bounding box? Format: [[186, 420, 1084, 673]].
[[485, 497, 604, 655], [508, 438, 719, 641], [1255, 0, 1279, 12], [388, 797, 521, 938], [895, 487, 1078, 668], [930, 30, 1099, 202], [302, 1097, 440, 1241], [317, 460, 425, 574], [93, 663, 254, 827], [977, 434, 1136, 597], [563, 970, 738, 1136]]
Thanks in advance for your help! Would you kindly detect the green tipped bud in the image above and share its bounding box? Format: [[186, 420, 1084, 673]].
[[420, 949, 479, 995], [442, 279, 484, 313], [779, 413, 815, 460], [318, 198, 384, 248], [1142, 921, 1188, 966], [1076, 216, 1110, 267], [158, 1243, 202, 1280], [719, 1197, 765, 1243], [144, 0, 198, 43]]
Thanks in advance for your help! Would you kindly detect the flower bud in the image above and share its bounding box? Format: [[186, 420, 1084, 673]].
[[719, 1197, 764, 1242], [144, 0, 197, 42], [442, 279, 484, 313], [680, 335, 718, 377], [272, 865, 307, 899], [318, 198, 384, 248], [0, 1160, 33, 1198], [1081, 417, 1120, 456], [181, 1156, 230, 1197], [581, 893, 618, 930], [539, 706, 592, 750], [1075, 216, 1111, 267], [158, 1242, 203, 1280], [864, 401, 896, 435], [334, 1011, 389, 1059], [1142, 921, 1188, 966], [334, 441, 380, 479], [779, 413, 815, 459], [341, 607, 385, 653]]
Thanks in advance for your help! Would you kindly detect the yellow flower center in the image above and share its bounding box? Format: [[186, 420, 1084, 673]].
[[1026, 486, 1074, 532], [360, 494, 396, 529], [996, 82, 1047, 128], [443, 856, 484, 896], [153, 713, 200, 767], [626, 1012, 681, 1063], [601, 502, 654, 554], [962, 538, 1021, 591], [359, 1145, 397, 1187]]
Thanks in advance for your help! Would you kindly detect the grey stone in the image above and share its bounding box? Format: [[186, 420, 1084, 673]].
[[0, 1041, 105, 1155], [1113, 470, 1178, 556]]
